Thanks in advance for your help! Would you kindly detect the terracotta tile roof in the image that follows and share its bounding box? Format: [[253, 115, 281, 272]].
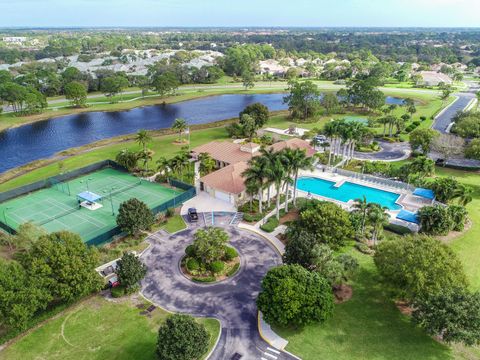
[[269, 138, 316, 157], [192, 138, 315, 165], [192, 141, 259, 165], [200, 161, 249, 194]]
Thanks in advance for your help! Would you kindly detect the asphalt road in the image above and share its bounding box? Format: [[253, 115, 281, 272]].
[[353, 139, 410, 162], [432, 91, 476, 133], [141, 225, 297, 360]]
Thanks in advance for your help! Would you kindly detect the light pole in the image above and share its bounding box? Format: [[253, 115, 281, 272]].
[[103, 187, 117, 216], [80, 178, 94, 191]]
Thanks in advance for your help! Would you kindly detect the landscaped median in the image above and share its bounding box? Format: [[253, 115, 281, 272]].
[[181, 227, 241, 283]]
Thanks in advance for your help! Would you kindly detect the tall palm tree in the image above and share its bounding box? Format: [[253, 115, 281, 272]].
[[287, 148, 314, 207], [172, 118, 188, 142], [242, 157, 267, 214], [245, 179, 260, 212], [135, 129, 152, 153], [139, 149, 153, 171], [259, 147, 277, 208], [353, 196, 368, 239], [281, 148, 295, 213], [367, 203, 389, 246], [269, 153, 287, 220]]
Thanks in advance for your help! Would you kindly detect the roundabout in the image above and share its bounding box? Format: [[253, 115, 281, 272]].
[[141, 221, 297, 359]]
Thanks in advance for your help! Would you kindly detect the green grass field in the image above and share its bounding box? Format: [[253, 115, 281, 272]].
[[0, 296, 220, 360], [161, 215, 187, 234], [0, 168, 182, 244], [274, 251, 452, 360]]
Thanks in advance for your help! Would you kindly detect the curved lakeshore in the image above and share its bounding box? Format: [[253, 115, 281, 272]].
[[0, 93, 406, 174]]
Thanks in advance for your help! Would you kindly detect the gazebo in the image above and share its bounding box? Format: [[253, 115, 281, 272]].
[[77, 191, 103, 210]]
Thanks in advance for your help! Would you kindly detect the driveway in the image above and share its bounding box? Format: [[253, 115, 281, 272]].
[[141, 225, 297, 360], [353, 139, 410, 162]]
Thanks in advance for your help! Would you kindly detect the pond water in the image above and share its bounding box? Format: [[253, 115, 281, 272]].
[[0, 93, 404, 174]]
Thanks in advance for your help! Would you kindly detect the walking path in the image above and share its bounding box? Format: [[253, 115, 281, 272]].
[[141, 220, 297, 360]]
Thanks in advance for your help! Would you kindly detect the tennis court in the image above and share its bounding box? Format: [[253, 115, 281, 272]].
[[0, 168, 187, 245]]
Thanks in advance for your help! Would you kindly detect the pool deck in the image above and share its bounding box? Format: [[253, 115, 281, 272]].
[[297, 168, 425, 231]]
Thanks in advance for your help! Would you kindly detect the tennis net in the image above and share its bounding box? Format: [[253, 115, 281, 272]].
[[103, 180, 142, 199], [37, 206, 79, 225]]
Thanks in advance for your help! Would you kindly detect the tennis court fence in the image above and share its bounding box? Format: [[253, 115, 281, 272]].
[[0, 160, 197, 244]]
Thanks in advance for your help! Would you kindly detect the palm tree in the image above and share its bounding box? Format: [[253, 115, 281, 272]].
[[245, 179, 260, 212], [454, 185, 474, 206], [269, 153, 287, 220], [135, 129, 152, 152], [353, 196, 369, 239], [367, 203, 389, 246], [172, 118, 188, 142], [287, 148, 314, 207], [198, 152, 216, 176], [156, 156, 170, 175], [242, 157, 267, 214], [139, 149, 153, 171], [259, 147, 277, 208]]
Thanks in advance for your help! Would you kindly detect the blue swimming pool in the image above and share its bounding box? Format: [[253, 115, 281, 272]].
[[296, 177, 402, 210]]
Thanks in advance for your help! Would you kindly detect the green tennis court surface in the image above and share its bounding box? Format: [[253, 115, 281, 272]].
[[0, 168, 183, 244]]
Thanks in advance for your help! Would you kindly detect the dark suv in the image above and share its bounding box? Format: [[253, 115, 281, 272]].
[[188, 208, 198, 222]]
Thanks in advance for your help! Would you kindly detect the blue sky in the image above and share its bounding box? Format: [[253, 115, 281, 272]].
[[0, 0, 479, 28]]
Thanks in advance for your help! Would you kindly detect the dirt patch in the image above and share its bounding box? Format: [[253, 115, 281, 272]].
[[437, 219, 472, 243], [395, 300, 413, 316], [334, 284, 353, 304], [279, 209, 299, 225]]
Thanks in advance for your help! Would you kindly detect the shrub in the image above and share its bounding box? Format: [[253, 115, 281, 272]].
[[447, 205, 468, 232], [412, 120, 421, 126], [224, 246, 238, 261], [165, 207, 175, 218], [374, 235, 467, 300], [227, 263, 240, 277], [355, 242, 374, 254], [192, 276, 216, 283], [111, 285, 126, 298], [186, 258, 200, 272], [420, 116, 427, 121], [384, 223, 413, 235], [210, 260, 225, 274], [260, 216, 279, 232], [156, 314, 209, 360], [418, 205, 453, 235], [185, 244, 196, 257], [257, 264, 334, 327]]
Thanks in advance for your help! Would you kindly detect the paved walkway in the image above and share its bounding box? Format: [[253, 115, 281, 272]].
[[141, 224, 297, 360]]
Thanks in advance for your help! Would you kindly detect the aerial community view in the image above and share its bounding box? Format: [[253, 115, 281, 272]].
[[1, 1, 480, 360]]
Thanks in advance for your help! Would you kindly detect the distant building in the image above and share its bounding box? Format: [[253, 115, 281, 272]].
[[2, 36, 27, 44], [417, 71, 453, 86]]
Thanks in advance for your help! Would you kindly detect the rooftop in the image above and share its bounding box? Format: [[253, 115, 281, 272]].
[[200, 161, 249, 195]]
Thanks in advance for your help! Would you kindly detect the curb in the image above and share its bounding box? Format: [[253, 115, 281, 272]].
[[138, 291, 222, 360], [257, 312, 302, 360]]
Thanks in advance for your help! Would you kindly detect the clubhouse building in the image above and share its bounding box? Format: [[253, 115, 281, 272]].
[[191, 138, 315, 206]]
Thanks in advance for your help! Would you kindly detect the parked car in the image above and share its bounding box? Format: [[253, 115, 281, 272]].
[[435, 158, 446, 166], [108, 275, 120, 288], [188, 208, 198, 222]]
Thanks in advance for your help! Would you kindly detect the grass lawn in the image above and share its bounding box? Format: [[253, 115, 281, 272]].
[[434, 167, 480, 291], [0, 126, 230, 192], [273, 251, 452, 360], [0, 295, 220, 360], [161, 215, 187, 234]]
